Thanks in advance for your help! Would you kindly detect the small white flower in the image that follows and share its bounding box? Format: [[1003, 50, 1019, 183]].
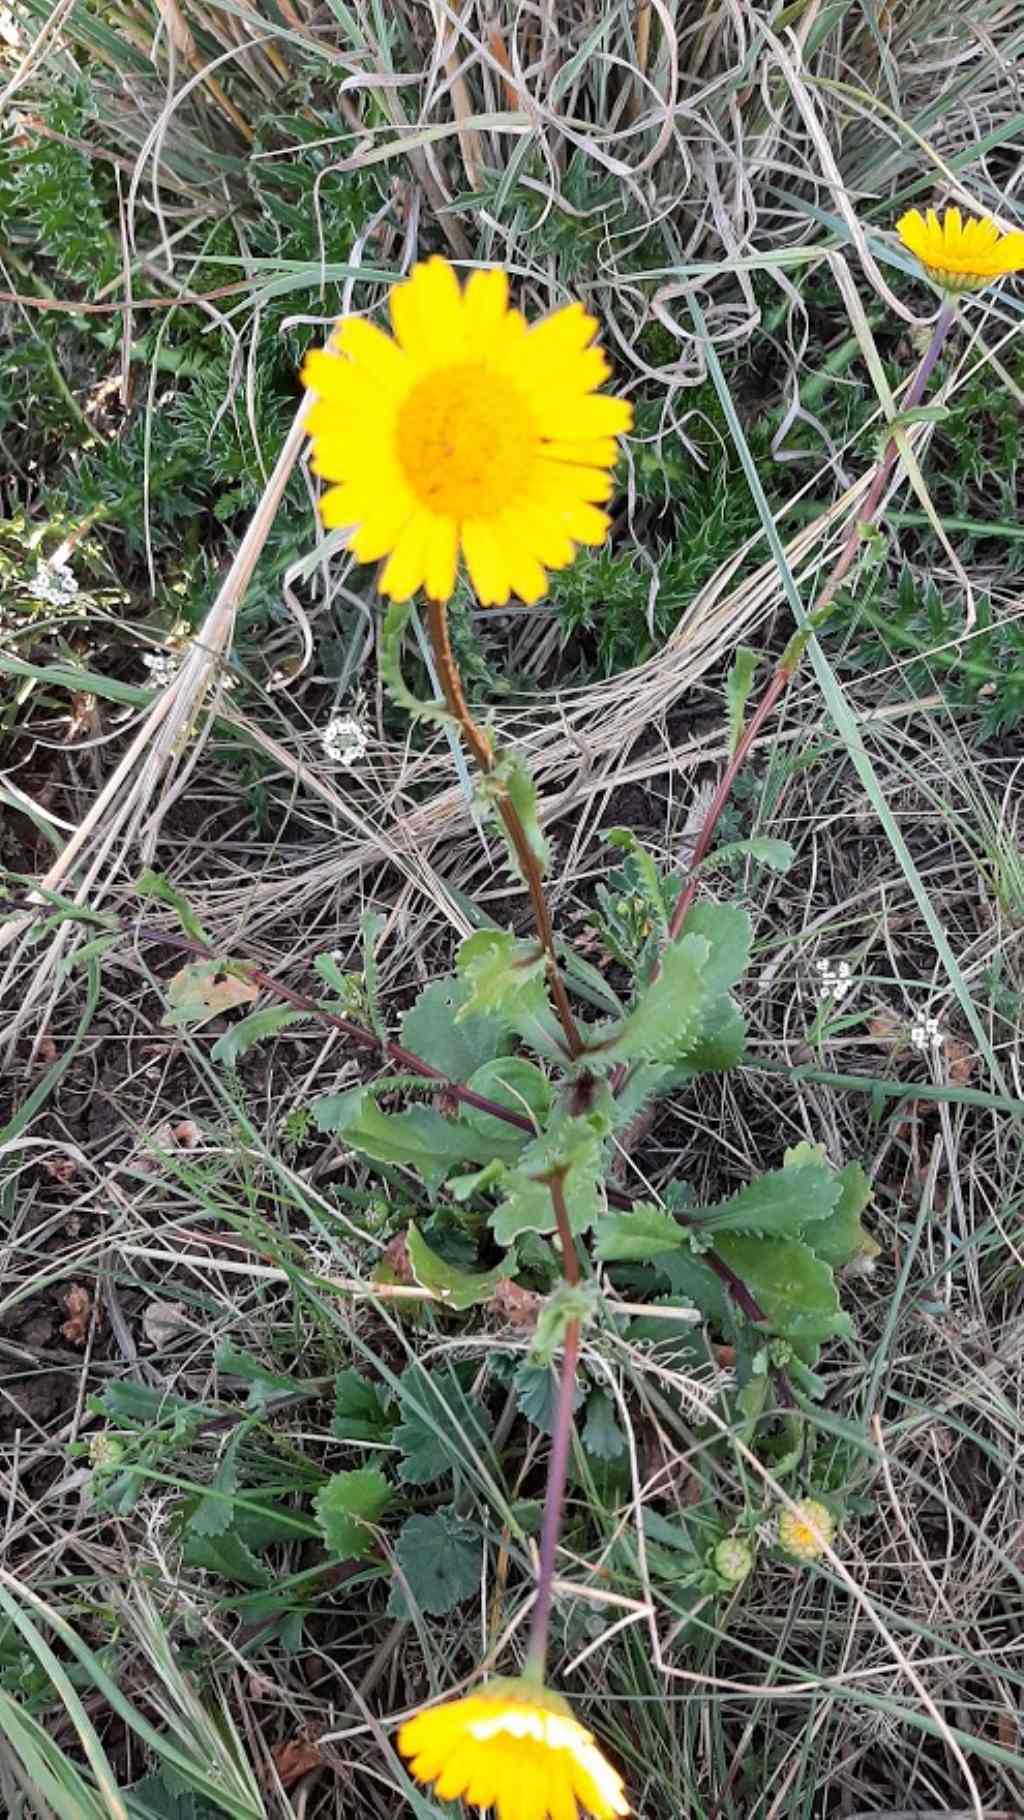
[[910, 1016, 942, 1052], [141, 621, 196, 688], [815, 957, 855, 1003], [28, 559, 80, 607], [322, 711, 368, 768]]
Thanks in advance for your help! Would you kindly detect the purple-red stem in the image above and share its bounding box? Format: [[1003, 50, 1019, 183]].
[[526, 1174, 581, 1679]]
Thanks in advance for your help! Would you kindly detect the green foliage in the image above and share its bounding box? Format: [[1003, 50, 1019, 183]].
[[393, 1362, 487, 1486], [582, 1391, 626, 1461], [693, 1161, 840, 1240], [314, 1470, 391, 1559], [332, 1370, 392, 1444], [595, 1203, 689, 1263], [829, 565, 1024, 735], [450, 150, 662, 283], [515, 1363, 586, 1436], [406, 1224, 506, 1310], [726, 648, 760, 754], [400, 977, 511, 1080], [489, 1100, 611, 1245], [210, 1008, 308, 1065], [586, 935, 711, 1065], [478, 751, 551, 880], [312, 1083, 522, 1192], [389, 1511, 483, 1617]]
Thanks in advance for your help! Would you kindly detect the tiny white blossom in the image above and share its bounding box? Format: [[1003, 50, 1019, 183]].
[[28, 559, 80, 607], [815, 957, 855, 1003], [141, 620, 199, 689], [322, 711, 368, 767], [910, 1016, 942, 1052]]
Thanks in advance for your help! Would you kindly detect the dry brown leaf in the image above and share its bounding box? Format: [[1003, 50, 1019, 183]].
[[61, 1284, 92, 1345], [943, 1036, 977, 1085], [376, 1232, 414, 1285], [156, 0, 197, 62], [489, 1278, 543, 1328], [142, 1300, 191, 1349], [867, 1008, 903, 1045], [269, 1737, 322, 1789], [43, 1154, 78, 1184], [166, 961, 258, 1025]]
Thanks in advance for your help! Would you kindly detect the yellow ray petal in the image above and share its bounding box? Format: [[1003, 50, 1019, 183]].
[[390, 256, 464, 361], [463, 266, 510, 353], [333, 316, 408, 389], [423, 516, 459, 602], [463, 520, 513, 606], [379, 511, 433, 600]]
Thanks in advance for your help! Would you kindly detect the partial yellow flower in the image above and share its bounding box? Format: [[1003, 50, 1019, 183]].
[[778, 1498, 835, 1563], [300, 258, 632, 608], [897, 206, 1024, 292], [398, 1677, 629, 1820]]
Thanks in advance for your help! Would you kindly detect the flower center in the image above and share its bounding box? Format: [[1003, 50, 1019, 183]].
[[396, 363, 537, 521]]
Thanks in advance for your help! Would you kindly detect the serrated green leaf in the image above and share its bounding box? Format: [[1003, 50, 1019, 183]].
[[489, 1101, 610, 1245], [594, 1202, 686, 1263], [180, 1528, 270, 1587], [379, 598, 454, 727], [211, 1007, 308, 1066], [390, 1510, 482, 1617], [715, 1233, 851, 1346], [448, 1157, 509, 1202], [582, 1390, 626, 1460], [694, 1162, 840, 1241], [462, 1056, 551, 1139], [135, 869, 210, 943], [671, 995, 747, 1079], [310, 1087, 505, 1191], [804, 1161, 876, 1269], [586, 934, 711, 1066], [314, 1468, 390, 1559], [332, 1369, 391, 1443], [478, 751, 550, 881], [361, 909, 387, 1038], [188, 1436, 241, 1539], [726, 647, 758, 754], [400, 976, 510, 1080], [215, 1344, 303, 1395], [394, 1362, 482, 1485], [514, 1362, 586, 1435], [313, 950, 351, 997], [530, 1280, 601, 1364], [676, 903, 752, 995], [659, 1250, 731, 1324], [406, 1225, 505, 1311], [456, 928, 546, 1018], [702, 837, 796, 875], [95, 1380, 209, 1427]]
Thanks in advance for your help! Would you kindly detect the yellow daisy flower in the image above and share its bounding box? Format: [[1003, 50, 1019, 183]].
[[897, 206, 1024, 292], [778, 1498, 835, 1563], [300, 257, 632, 608], [397, 1677, 629, 1820]]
